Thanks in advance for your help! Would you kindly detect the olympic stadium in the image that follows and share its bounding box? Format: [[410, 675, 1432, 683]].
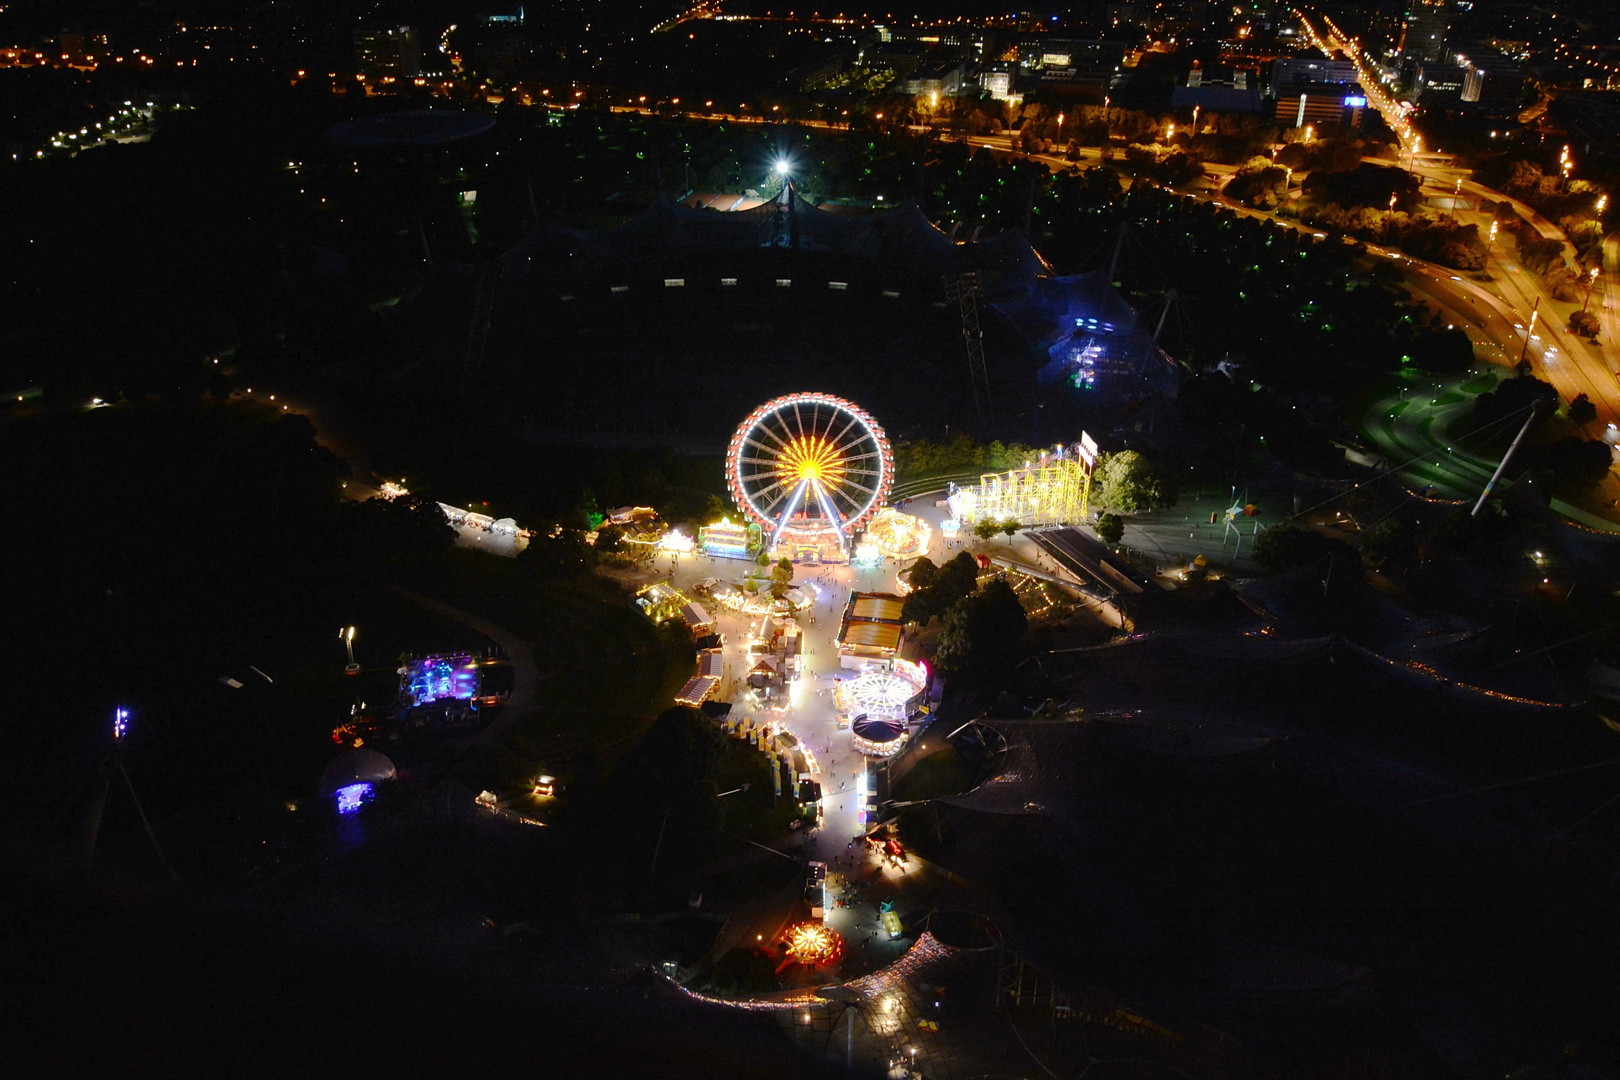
[[477, 183, 1180, 441]]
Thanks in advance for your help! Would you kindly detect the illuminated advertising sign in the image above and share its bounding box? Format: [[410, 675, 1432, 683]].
[[1078, 431, 1099, 469], [1343, 95, 1367, 106]]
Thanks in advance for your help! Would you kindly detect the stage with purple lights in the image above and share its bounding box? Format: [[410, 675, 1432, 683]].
[[402, 654, 480, 708]]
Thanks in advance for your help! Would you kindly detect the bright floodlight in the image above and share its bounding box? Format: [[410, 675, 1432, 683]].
[[774, 159, 790, 176]]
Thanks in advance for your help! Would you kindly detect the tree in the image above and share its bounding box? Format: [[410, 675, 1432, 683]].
[[935, 580, 1028, 678], [1569, 393, 1598, 428], [770, 556, 794, 598], [337, 494, 456, 566], [1300, 162, 1421, 212], [902, 550, 979, 625], [594, 524, 624, 554], [702, 493, 729, 522], [574, 487, 603, 530], [904, 556, 939, 592], [1095, 512, 1124, 545], [973, 518, 1001, 542], [1569, 310, 1602, 339], [521, 524, 596, 577], [999, 518, 1022, 543], [599, 707, 730, 870], [1096, 450, 1176, 513], [1251, 521, 1360, 571], [1466, 376, 1558, 436], [1532, 438, 1613, 488], [1360, 518, 1412, 567], [1228, 157, 1290, 210]]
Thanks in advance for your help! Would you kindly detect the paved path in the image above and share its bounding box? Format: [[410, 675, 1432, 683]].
[[382, 583, 541, 748]]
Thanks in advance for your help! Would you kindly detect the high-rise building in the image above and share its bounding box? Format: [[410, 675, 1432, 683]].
[[1454, 48, 1525, 113], [1414, 63, 1466, 100], [355, 27, 422, 78], [1400, 0, 1449, 64]]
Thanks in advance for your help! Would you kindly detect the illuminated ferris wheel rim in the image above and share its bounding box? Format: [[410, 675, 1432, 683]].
[[833, 668, 925, 720], [724, 392, 893, 545]]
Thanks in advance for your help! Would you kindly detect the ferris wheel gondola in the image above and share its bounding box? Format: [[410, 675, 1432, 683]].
[[725, 393, 893, 556]]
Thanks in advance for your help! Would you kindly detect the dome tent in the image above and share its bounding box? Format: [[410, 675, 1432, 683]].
[[319, 748, 397, 798]]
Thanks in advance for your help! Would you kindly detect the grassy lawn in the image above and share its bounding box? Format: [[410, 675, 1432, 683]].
[[400, 551, 695, 768], [714, 738, 801, 841], [1459, 370, 1499, 395], [892, 745, 974, 802]]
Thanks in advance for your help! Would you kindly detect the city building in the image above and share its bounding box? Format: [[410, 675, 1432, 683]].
[[1551, 91, 1620, 160], [354, 27, 422, 78], [1454, 47, 1526, 113], [790, 54, 842, 92], [1016, 37, 1126, 101], [1400, 0, 1451, 65], [905, 62, 964, 99], [1171, 64, 1263, 114], [1273, 82, 1369, 131], [1414, 62, 1466, 101], [1270, 56, 1359, 91], [980, 61, 1019, 102]]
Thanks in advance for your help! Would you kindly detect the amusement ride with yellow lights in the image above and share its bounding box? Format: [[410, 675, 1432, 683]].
[[725, 393, 893, 561]]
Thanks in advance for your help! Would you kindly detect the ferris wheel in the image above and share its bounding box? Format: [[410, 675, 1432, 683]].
[[726, 393, 893, 553]]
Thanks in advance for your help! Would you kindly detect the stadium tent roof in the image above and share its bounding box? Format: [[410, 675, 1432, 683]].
[[990, 268, 1141, 340], [318, 748, 397, 797], [991, 269, 1180, 396], [506, 188, 1052, 286]]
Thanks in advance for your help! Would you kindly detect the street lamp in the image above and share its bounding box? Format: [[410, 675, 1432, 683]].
[[1518, 296, 1540, 371], [340, 625, 359, 674], [1584, 267, 1602, 312]]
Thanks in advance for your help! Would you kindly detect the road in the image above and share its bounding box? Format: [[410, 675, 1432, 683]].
[[643, 494, 977, 975], [1294, 7, 1616, 417]]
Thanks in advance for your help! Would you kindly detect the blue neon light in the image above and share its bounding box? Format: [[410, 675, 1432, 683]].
[[1343, 95, 1367, 106], [335, 782, 374, 814], [810, 478, 847, 546], [772, 478, 809, 548]]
